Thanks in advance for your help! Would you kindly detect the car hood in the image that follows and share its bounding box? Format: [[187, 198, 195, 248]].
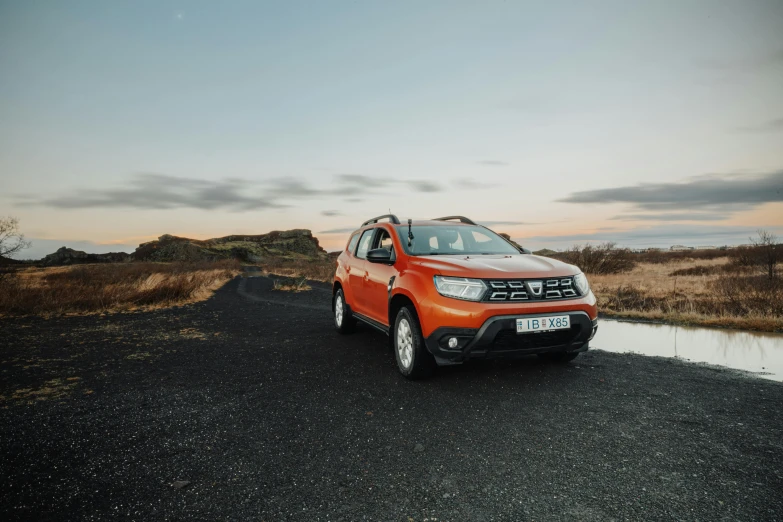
[[410, 254, 578, 279]]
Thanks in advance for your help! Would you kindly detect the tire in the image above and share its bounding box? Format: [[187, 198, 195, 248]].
[[333, 288, 355, 334], [537, 351, 580, 363], [393, 305, 436, 379]]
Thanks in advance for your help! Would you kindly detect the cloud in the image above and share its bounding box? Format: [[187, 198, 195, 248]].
[[610, 212, 726, 222], [479, 220, 531, 226], [522, 224, 783, 249], [476, 160, 509, 166], [454, 178, 486, 189], [736, 117, 783, 133], [336, 174, 443, 193], [409, 180, 441, 192], [318, 227, 357, 234], [24, 172, 448, 212], [559, 170, 783, 214], [40, 173, 283, 211], [321, 210, 342, 217]]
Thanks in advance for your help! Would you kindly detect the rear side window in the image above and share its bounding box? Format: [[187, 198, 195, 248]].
[[346, 233, 360, 254], [355, 229, 375, 259]]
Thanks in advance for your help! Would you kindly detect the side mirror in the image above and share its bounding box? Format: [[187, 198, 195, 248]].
[[367, 248, 393, 264]]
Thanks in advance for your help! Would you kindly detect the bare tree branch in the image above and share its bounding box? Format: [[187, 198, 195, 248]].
[[0, 217, 31, 258]]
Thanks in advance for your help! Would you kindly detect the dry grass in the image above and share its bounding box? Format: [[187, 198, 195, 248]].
[[257, 257, 336, 282], [0, 260, 240, 317], [272, 277, 312, 292], [591, 257, 783, 332]]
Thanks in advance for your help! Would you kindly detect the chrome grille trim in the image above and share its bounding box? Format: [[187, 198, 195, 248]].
[[484, 277, 580, 302]]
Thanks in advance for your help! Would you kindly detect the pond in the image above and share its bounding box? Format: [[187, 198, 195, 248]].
[[594, 319, 783, 382]]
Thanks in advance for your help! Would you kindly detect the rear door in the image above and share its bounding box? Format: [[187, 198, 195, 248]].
[[349, 229, 375, 315]]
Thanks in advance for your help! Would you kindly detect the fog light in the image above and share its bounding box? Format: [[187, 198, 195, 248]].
[[448, 337, 458, 348], [588, 326, 598, 341]]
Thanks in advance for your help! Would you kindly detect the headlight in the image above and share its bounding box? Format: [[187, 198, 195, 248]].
[[573, 273, 590, 295], [433, 276, 487, 301]]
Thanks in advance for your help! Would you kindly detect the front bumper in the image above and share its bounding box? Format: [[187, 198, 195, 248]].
[[424, 311, 598, 365]]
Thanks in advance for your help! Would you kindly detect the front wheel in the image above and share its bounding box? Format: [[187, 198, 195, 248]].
[[537, 351, 580, 363], [333, 288, 355, 334], [393, 306, 436, 379]]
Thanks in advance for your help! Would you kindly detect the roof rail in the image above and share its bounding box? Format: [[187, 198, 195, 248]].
[[361, 214, 401, 227], [432, 216, 477, 225]]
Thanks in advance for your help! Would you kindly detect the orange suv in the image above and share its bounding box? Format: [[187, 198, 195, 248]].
[[332, 215, 598, 379]]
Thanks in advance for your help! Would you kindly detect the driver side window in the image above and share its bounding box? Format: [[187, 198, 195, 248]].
[[355, 230, 375, 259]]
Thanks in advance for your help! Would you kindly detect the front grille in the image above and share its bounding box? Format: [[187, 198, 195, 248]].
[[492, 326, 581, 351], [484, 277, 579, 302]]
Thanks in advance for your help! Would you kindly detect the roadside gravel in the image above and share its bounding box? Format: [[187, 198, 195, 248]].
[[1, 275, 781, 521]]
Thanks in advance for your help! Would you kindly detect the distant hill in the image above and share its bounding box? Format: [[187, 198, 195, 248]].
[[132, 229, 327, 262], [0, 255, 26, 266], [36, 229, 328, 266], [42, 248, 131, 266]]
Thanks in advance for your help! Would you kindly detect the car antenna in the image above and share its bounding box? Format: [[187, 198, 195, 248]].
[[407, 218, 414, 247]]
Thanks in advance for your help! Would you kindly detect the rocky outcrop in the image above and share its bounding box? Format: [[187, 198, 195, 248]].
[[37, 229, 328, 265], [41, 247, 131, 266], [131, 229, 327, 263]]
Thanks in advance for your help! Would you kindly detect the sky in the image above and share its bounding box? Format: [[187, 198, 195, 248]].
[[1, 0, 782, 259]]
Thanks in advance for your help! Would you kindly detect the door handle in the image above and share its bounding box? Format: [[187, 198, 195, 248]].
[[346, 266, 351, 274], [363, 272, 369, 281]]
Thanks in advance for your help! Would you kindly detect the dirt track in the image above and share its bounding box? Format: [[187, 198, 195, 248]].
[[1, 275, 782, 521]]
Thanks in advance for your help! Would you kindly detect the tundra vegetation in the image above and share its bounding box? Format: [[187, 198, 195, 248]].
[[550, 231, 782, 332], [0, 261, 240, 316], [1, 219, 780, 332]]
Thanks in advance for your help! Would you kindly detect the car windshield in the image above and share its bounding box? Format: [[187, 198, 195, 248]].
[[395, 225, 520, 256]]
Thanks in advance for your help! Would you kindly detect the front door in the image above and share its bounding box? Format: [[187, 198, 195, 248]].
[[363, 227, 397, 326]]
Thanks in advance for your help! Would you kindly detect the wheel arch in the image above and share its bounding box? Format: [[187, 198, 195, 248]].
[[332, 280, 343, 310], [388, 291, 419, 330]]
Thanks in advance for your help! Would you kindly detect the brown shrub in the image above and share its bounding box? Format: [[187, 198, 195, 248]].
[[712, 274, 783, 317], [553, 243, 636, 275], [0, 260, 240, 316], [728, 240, 780, 280], [668, 262, 748, 277], [604, 285, 658, 312], [633, 248, 729, 264], [668, 265, 719, 277]]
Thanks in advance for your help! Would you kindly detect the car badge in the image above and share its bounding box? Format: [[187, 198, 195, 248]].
[[526, 281, 543, 296]]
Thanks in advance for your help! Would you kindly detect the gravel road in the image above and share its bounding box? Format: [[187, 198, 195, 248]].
[[1, 275, 782, 521]]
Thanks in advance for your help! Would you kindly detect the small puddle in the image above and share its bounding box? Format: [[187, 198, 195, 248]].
[[594, 319, 783, 382]]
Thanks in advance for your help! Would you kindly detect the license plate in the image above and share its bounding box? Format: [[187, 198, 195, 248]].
[[516, 315, 570, 333]]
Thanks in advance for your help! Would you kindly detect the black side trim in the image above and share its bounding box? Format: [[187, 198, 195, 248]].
[[353, 312, 390, 335]]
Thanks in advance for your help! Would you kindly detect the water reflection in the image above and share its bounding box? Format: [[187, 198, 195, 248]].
[[595, 320, 783, 382]]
